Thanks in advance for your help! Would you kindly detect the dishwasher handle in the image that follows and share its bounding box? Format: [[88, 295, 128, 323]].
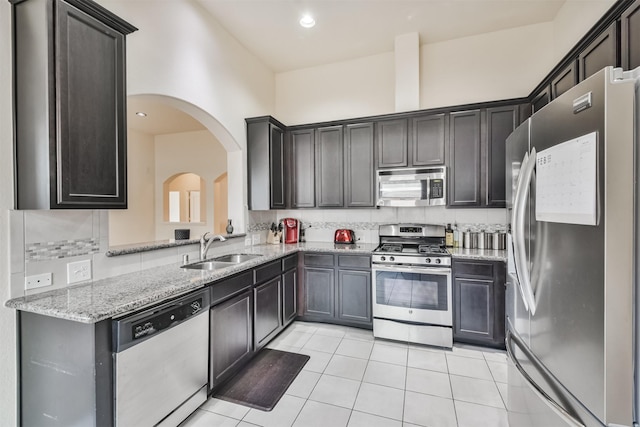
[[113, 289, 210, 353]]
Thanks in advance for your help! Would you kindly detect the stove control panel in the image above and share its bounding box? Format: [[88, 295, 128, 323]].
[[372, 254, 451, 266]]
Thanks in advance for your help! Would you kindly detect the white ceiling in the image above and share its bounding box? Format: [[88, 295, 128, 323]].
[[129, 0, 569, 135], [196, 0, 567, 73], [127, 97, 206, 136]]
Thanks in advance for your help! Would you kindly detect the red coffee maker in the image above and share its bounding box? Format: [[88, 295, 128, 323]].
[[282, 218, 300, 244]]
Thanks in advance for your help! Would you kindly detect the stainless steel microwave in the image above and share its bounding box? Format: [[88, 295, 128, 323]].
[[376, 167, 447, 207]]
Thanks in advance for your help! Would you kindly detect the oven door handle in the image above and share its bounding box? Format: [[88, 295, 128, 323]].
[[373, 265, 451, 275]]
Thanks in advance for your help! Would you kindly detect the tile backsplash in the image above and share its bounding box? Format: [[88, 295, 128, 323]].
[[247, 207, 507, 244], [8, 210, 241, 299], [9, 206, 507, 299]]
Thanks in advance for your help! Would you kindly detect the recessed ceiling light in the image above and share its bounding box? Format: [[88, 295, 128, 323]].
[[299, 14, 315, 28], [135, 112, 147, 117]]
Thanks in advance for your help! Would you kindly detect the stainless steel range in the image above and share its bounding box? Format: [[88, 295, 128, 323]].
[[372, 224, 453, 348]]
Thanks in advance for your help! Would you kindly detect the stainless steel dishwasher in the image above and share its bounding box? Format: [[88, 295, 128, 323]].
[[113, 289, 210, 426]]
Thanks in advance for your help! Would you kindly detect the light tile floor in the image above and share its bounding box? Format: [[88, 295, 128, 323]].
[[181, 321, 509, 427]]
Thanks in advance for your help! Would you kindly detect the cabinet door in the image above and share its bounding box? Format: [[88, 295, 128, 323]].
[[282, 269, 297, 326], [303, 267, 335, 318], [210, 290, 253, 387], [551, 62, 577, 99], [376, 119, 408, 168], [579, 22, 618, 81], [485, 106, 517, 207], [55, 0, 127, 207], [410, 114, 446, 166], [254, 276, 282, 349], [344, 123, 375, 207], [531, 85, 551, 114], [270, 124, 286, 209], [454, 278, 494, 342], [449, 110, 482, 206], [316, 126, 344, 207], [290, 129, 316, 208], [337, 269, 371, 324], [622, 0, 640, 70]]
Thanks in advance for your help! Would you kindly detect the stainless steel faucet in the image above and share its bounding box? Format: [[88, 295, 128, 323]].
[[200, 232, 227, 260]]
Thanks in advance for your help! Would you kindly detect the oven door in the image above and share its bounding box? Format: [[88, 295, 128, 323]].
[[372, 264, 452, 326]]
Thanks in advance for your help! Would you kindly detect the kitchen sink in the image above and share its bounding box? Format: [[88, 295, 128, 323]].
[[181, 253, 263, 271], [181, 261, 235, 271], [212, 253, 263, 263]]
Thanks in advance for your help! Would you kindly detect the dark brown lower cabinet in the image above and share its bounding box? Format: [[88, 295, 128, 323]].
[[337, 269, 371, 323], [453, 259, 506, 349], [299, 253, 372, 328], [303, 267, 335, 317], [282, 268, 298, 326], [254, 276, 282, 350], [210, 290, 253, 387]]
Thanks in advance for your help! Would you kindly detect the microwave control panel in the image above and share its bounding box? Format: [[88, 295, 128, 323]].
[[430, 179, 444, 199]]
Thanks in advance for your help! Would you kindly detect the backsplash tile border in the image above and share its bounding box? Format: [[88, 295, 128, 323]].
[[25, 238, 100, 262]]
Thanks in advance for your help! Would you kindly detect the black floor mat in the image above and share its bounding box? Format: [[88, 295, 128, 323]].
[[213, 349, 310, 411]]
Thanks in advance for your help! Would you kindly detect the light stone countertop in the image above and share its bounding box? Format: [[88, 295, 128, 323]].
[[448, 247, 507, 262], [104, 233, 246, 257], [5, 242, 377, 324]]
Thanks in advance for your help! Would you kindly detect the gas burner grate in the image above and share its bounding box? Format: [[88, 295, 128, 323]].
[[418, 245, 448, 255], [379, 244, 402, 253]]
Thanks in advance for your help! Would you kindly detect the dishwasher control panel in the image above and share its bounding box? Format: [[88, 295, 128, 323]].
[[131, 297, 205, 340], [113, 289, 210, 352]]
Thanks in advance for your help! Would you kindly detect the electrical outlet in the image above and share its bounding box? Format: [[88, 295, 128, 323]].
[[245, 237, 252, 247], [25, 273, 52, 290], [67, 260, 92, 284], [252, 234, 261, 245]]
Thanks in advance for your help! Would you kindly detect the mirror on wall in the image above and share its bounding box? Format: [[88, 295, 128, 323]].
[[108, 95, 228, 247]]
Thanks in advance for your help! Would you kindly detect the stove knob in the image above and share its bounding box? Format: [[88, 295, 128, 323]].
[[389, 256, 395, 262], [425, 258, 431, 264], [380, 256, 386, 261], [435, 258, 441, 264]]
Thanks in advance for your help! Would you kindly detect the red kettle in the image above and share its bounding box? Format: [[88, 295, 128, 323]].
[[334, 229, 355, 244]]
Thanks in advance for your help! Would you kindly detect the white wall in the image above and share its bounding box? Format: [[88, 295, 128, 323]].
[[0, 0, 17, 423], [109, 129, 156, 246], [275, 1, 616, 124], [99, 0, 277, 230], [154, 130, 227, 240], [421, 23, 554, 108], [276, 52, 395, 125]]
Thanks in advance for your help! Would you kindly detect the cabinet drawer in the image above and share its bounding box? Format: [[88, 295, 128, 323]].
[[337, 255, 370, 269], [210, 270, 253, 305], [304, 253, 335, 267], [283, 254, 298, 272], [453, 261, 494, 279], [254, 260, 282, 284]]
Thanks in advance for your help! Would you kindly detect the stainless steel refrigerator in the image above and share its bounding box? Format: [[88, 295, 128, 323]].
[[505, 66, 639, 427]]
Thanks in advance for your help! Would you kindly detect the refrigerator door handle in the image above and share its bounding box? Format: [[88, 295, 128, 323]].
[[513, 147, 538, 314], [506, 327, 595, 427]]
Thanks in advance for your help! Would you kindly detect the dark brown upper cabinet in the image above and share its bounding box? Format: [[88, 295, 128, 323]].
[[12, 0, 136, 209], [531, 85, 551, 114], [290, 129, 316, 208], [410, 113, 447, 166], [344, 123, 375, 208], [315, 126, 344, 208], [579, 22, 619, 82], [621, 0, 640, 70], [247, 117, 286, 210], [551, 61, 577, 99], [376, 119, 408, 168], [448, 110, 482, 207], [484, 106, 518, 207]]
